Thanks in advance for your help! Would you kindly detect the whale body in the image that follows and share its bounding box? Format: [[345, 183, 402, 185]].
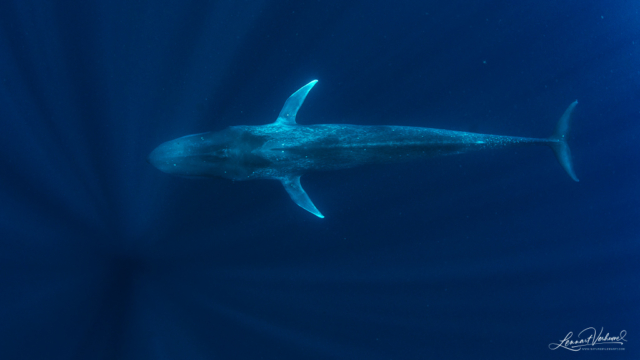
[[148, 80, 578, 218]]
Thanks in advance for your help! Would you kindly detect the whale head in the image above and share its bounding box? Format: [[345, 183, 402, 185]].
[[148, 127, 270, 180]]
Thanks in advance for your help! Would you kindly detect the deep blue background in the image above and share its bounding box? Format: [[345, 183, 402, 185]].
[[1, 0, 638, 359]]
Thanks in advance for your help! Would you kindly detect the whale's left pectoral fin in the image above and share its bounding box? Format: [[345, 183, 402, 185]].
[[280, 175, 324, 218]]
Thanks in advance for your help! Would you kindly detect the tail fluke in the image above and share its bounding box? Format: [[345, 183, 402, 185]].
[[548, 100, 579, 182]]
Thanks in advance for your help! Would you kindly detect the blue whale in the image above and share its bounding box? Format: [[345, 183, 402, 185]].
[[148, 80, 578, 218]]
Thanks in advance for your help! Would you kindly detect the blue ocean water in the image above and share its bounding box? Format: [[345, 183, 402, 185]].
[[0, 0, 638, 359]]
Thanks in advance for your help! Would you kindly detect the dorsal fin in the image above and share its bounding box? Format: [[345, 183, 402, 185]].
[[274, 80, 318, 125]]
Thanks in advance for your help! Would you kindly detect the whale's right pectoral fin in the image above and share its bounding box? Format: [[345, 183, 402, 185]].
[[274, 80, 318, 126], [280, 175, 324, 218]]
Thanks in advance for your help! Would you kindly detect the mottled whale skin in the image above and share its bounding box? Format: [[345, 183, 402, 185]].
[[148, 80, 578, 218]]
